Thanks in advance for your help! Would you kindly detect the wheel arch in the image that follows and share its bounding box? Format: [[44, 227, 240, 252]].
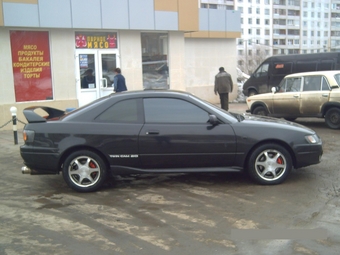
[[250, 101, 270, 114], [243, 139, 297, 170], [57, 146, 110, 173], [321, 102, 340, 117], [247, 87, 258, 95]]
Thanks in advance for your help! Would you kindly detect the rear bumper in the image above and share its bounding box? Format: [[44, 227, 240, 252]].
[[20, 145, 60, 174]]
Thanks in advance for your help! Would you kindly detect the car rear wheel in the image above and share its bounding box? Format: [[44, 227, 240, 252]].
[[248, 89, 257, 97], [63, 150, 107, 192], [325, 107, 340, 129], [247, 143, 292, 185], [253, 106, 268, 116]]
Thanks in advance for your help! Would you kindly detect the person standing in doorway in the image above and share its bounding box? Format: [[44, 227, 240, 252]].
[[214, 67, 233, 111], [113, 68, 127, 92], [81, 68, 96, 89]]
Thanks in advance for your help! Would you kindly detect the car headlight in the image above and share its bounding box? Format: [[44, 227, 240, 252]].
[[305, 134, 320, 144]]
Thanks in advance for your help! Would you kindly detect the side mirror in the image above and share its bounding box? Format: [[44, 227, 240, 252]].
[[271, 87, 277, 93], [208, 115, 218, 125]]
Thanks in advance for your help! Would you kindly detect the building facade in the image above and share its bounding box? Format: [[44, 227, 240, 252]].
[[200, 0, 340, 73], [0, 0, 241, 130]]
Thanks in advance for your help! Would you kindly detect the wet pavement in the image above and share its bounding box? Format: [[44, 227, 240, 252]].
[[1, 103, 340, 255]]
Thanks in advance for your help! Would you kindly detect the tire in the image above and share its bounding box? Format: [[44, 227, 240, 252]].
[[247, 143, 292, 185], [62, 150, 107, 192], [253, 106, 268, 116], [248, 89, 257, 97], [325, 107, 340, 129]]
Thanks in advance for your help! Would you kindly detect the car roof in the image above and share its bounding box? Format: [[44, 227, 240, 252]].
[[284, 70, 340, 78]]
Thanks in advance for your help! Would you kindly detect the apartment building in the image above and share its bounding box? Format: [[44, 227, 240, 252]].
[[0, 0, 241, 130], [200, 0, 340, 73]]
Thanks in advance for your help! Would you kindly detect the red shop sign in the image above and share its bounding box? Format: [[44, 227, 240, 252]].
[[10, 31, 53, 102]]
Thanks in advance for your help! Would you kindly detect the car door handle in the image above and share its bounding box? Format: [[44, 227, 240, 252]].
[[146, 130, 159, 135], [293, 94, 299, 98], [322, 94, 329, 97]]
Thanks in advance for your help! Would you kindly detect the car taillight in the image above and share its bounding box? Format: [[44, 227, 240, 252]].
[[23, 130, 35, 143]]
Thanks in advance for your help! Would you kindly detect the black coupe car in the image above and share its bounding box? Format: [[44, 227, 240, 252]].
[[20, 90, 323, 192]]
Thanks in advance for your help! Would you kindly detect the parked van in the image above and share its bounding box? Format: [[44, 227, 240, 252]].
[[242, 52, 340, 96]]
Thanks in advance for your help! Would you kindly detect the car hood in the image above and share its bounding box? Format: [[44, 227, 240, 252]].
[[236, 113, 315, 132]]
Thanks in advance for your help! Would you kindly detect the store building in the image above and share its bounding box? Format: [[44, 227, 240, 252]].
[[0, 0, 240, 130]]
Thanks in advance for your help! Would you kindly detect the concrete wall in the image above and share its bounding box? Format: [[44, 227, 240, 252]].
[[184, 38, 238, 104]]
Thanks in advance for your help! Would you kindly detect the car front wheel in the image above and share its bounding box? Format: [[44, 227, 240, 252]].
[[325, 107, 340, 129], [253, 106, 268, 116], [247, 144, 292, 185], [63, 150, 107, 192]]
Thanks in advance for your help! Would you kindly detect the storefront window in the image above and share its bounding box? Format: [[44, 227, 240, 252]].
[[10, 31, 53, 102], [141, 33, 169, 89]]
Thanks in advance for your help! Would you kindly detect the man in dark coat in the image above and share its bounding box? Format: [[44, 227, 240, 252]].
[[214, 67, 233, 111], [113, 68, 127, 92]]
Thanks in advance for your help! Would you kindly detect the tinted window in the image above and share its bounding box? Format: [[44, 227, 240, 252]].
[[295, 61, 317, 72], [254, 63, 269, 77], [96, 99, 139, 123], [144, 98, 209, 123], [272, 62, 292, 75], [318, 61, 334, 71]]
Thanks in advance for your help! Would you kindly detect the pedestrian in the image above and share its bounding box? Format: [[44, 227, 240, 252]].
[[113, 68, 127, 92], [214, 67, 233, 111], [81, 68, 96, 89]]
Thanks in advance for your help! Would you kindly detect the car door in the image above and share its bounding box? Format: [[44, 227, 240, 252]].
[[299, 75, 330, 115], [138, 98, 236, 169], [272, 77, 301, 117]]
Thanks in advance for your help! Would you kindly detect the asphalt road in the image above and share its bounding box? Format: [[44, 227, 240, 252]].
[[0, 103, 339, 255]]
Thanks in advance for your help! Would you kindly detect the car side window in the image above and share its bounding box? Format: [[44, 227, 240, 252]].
[[285, 78, 301, 92], [95, 99, 140, 123], [144, 98, 209, 123], [321, 76, 330, 91], [303, 76, 321, 91], [254, 63, 269, 78]]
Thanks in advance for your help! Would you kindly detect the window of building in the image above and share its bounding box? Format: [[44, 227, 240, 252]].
[[311, 12, 314, 18], [248, 29, 252, 34], [256, 19, 260, 25], [248, 50, 252, 55], [256, 8, 260, 14], [265, 19, 270, 25], [256, 29, 260, 35], [238, 50, 244, 55], [303, 11, 307, 17], [248, 7, 252, 14], [248, 18, 252, 24], [141, 33, 169, 89], [303, 31, 307, 36], [265, 40, 269, 45], [265, 29, 270, 35], [303, 2, 307, 7], [238, 7, 243, 13]]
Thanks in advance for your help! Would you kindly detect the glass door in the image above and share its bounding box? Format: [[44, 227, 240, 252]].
[[76, 50, 119, 107]]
